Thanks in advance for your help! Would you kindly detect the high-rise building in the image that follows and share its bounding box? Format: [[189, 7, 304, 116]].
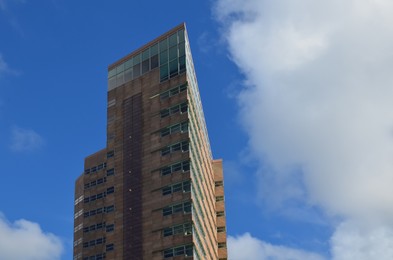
[[73, 23, 227, 260]]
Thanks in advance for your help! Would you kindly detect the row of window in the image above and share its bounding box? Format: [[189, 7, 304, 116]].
[[83, 187, 114, 203], [163, 222, 192, 237], [163, 244, 193, 258], [160, 83, 187, 100], [162, 180, 191, 196], [161, 160, 190, 176], [84, 205, 114, 218], [160, 121, 188, 137], [83, 243, 114, 252], [108, 29, 185, 89], [84, 168, 114, 178], [84, 163, 107, 175], [161, 140, 189, 156], [83, 222, 104, 233], [83, 222, 114, 233], [82, 253, 105, 260], [83, 237, 106, 248], [160, 102, 188, 118], [84, 177, 107, 189], [163, 201, 192, 216]]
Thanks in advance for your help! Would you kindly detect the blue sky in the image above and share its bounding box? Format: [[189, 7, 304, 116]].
[[2, 0, 393, 259]]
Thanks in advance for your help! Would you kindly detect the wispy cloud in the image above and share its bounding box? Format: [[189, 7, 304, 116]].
[[0, 0, 26, 11], [215, 0, 393, 258], [0, 212, 63, 260], [10, 127, 44, 152], [228, 233, 325, 260], [0, 54, 9, 76]]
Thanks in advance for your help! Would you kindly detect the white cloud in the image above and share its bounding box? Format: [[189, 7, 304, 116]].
[[10, 127, 44, 152], [228, 233, 325, 260], [215, 0, 393, 258], [0, 213, 63, 260], [331, 220, 393, 260]]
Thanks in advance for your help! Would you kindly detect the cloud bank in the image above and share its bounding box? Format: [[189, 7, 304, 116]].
[[10, 127, 44, 152], [228, 233, 325, 260], [0, 213, 62, 260], [215, 0, 393, 259]]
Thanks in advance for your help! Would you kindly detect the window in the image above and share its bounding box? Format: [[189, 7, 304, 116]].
[[96, 254, 105, 260], [216, 211, 225, 217], [106, 224, 114, 232], [162, 223, 192, 238], [183, 202, 191, 213], [163, 207, 172, 216], [106, 205, 114, 213], [106, 244, 114, 252], [84, 163, 107, 175], [160, 83, 187, 100], [161, 141, 189, 156], [174, 246, 184, 256], [163, 249, 173, 258], [74, 223, 83, 233], [163, 227, 173, 237], [162, 201, 192, 216], [183, 181, 191, 192], [218, 242, 227, 248], [217, 227, 226, 233], [96, 223, 104, 229], [215, 181, 223, 187], [172, 183, 182, 192], [163, 245, 193, 259], [216, 196, 224, 202], [107, 168, 115, 176], [160, 160, 190, 176], [107, 187, 115, 194], [107, 151, 114, 158], [162, 186, 172, 195], [161, 181, 191, 196], [173, 224, 183, 235], [160, 102, 188, 118], [173, 204, 183, 213]]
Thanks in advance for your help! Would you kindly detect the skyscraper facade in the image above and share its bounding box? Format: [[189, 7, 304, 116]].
[[73, 23, 227, 260]]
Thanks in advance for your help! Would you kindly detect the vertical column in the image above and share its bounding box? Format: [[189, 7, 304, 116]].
[[123, 93, 143, 259]]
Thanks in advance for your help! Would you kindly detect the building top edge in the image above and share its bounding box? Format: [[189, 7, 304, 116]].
[[108, 23, 186, 70], [84, 148, 107, 160]]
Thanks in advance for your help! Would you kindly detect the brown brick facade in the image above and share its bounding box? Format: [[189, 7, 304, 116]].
[[73, 24, 227, 260]]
